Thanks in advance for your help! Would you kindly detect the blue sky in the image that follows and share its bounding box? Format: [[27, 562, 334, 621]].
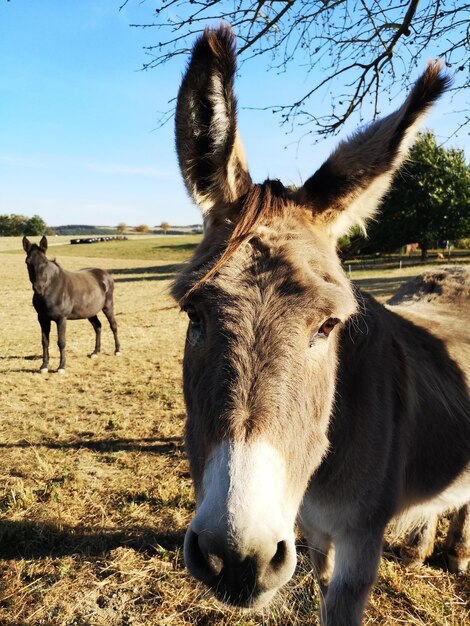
[[0, 1, 468, 227]]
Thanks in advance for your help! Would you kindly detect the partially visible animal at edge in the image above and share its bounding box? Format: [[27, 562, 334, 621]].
[[23, 235, 121, 373], [172, 25, 470, 626]]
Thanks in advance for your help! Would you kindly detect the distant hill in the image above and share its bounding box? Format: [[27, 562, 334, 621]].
[[53, 225, 119, 236]]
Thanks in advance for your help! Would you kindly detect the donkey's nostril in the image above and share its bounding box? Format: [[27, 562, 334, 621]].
[[270, 540, 288, 570], [186, 529, 208, 572], [185, 528, 224, 580]]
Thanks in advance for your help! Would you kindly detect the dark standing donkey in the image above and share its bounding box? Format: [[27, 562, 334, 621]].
[[172, 26, 470, 626], [23, 236, 121, 373]]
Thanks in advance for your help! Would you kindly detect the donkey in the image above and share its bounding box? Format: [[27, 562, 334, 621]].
[[23, 236, 121, 373], [173, 26, 470, 626]]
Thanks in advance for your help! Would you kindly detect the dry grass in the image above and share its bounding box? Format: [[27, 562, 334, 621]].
[[0, 237, 468, 625]]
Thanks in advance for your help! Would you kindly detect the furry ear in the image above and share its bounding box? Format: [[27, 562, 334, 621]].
[[22, 236, 32, 254], [294, 62, 451, 239], [175, 25, 252, 225], [39, 235, 48, 253]]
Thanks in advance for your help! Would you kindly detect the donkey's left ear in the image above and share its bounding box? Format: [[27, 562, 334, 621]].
[[39, 235, 48, 252], [23, 236, 32, 254], [294, 62, 451, 239], [175, 25, 252, 225]]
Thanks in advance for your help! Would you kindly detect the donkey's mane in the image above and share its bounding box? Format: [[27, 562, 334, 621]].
[[189, 179, 290, 295]]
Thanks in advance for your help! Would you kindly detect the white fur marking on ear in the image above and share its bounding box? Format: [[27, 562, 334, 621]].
[[209, 74, 230, 148], [192, 188, 215, 216], [326, 172, 393, 239], [226, 131, 249, 201], [396, 111, 428, 160], [327, 108, 430, 239], [188, 95, 202, 139]]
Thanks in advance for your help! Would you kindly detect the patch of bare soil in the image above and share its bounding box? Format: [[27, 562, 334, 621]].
[[387, 266, 470, 306]]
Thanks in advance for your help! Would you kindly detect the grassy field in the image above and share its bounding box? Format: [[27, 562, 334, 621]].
[[0, 236, 468, 625]]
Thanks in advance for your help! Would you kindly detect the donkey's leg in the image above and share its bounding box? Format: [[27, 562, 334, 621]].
[[446, 504, 470, 573], [88, 315, 102, 357], [302, 526, 334, 621], [303, 527, 334, 588], [103, 302, 120, 355], [56, 318, 67, 373], [400, 515, 438, 568], [321, 529, 384, 626], [38, 316, 51, 373]]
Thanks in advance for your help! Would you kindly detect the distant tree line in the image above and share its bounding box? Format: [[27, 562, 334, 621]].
[[54, 225, 120, 236], [0, 214, 46, 236], [118, 222, 204, 235]]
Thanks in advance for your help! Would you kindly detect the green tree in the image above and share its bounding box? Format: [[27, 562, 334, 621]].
[[0, 214, 24, 235], [160, 221, 170, 234], [117, 222, 127, 233], [0, 213, 46, 236], [358, 132, 470, 260], [0, 215, 11, 235], [24, 214, 47, 236]]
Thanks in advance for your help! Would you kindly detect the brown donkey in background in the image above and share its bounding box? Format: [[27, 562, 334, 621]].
[[173, 26, 470, 626], [23, 236, 121, 373]]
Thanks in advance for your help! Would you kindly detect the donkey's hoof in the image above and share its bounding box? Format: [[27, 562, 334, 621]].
[[400, 546, 425, 569], [115, 351, 121, 357], [57, 368, 65, 375], [448, 554, 469, 575], [90, 353, 99, 359], [40, 367, 48, 374]]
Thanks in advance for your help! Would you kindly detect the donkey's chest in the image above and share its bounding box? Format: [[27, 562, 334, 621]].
[[33, 293, 64, 317], [298, 482, 366, 538]]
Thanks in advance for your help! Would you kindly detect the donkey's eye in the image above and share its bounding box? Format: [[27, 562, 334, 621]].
[[184, 304, 204, 346], [318, 318, 340, 337], [185, 304, 201, 325], [310, 318, 340, 347]]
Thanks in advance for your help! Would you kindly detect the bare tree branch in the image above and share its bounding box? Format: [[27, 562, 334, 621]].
[[129, 0, 470, 138]]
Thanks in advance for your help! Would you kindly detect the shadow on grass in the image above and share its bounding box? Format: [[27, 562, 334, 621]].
[[352, 275, 410, 300], [0, 436, 183, 455], [0, 520, 185, 560], [0, 355, 39, 361], [384, 543, 470, 601], [151, 243, 198, 253], [0, 353, 41, 374], [453, 573, 470, 605], [5, 368, 45, 374], [109, 263, 184, 283]]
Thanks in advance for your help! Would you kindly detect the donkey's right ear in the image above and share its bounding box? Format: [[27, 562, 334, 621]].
[[175, 25, 252, 225], [39, 235, 48, 252], [22, 236, 32, 254], [294, 61, 450, 239]]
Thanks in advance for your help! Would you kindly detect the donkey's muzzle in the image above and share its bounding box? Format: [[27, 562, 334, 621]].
[[184, 527, 294, 608], [33, 281, 47, 296]]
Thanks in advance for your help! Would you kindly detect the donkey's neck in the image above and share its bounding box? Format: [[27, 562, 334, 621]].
[[34, 259, 61, 294], [46, 258, 60, 273]]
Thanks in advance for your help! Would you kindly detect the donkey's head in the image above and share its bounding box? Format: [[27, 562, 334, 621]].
[[173, 25, 448, 608], [23, 236, 50, 295]]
